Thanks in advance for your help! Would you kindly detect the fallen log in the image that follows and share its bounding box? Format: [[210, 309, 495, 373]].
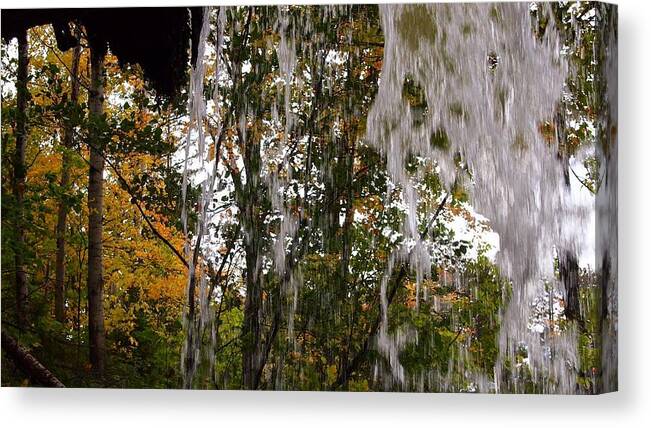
[[1, 330, 65, 387]]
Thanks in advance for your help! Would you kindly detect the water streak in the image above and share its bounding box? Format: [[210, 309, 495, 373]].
[[366, 3, 587, 393]]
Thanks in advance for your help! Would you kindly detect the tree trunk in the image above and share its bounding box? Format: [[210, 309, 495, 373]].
[[560, 251, 580, 321], [13, 30, 29, 331], [241, 137, 264, 390], [228, 13, 267, 388], [1, 331, 65, 387], [87, 47, 106, 376], [54, 42, 81, 323], [242, 233, 263, 389]]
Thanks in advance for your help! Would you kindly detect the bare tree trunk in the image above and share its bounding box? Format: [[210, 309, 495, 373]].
[[87, 47, 106, 376], [241, 135, 264, 390], [242, 235, 263, 389], [1, 331, 65, 387], [560, 251, 580, 321], [54, 42, 81, 323], [13, 30, 29, 331]]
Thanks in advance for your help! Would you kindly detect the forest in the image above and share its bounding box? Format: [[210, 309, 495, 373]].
[[0, 2, 617, 393]]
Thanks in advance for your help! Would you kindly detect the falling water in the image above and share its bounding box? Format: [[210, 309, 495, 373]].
[[178, 3, 615, 392], [365, 2, 591, 393], [268, 5, 300, 345], [181, 6, 221, 388]]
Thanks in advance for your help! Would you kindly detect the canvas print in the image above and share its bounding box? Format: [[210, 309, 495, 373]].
[[0, 2, 617, 393]]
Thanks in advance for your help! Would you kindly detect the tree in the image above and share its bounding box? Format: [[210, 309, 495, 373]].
[[86, 45, 107, 376], [1, 4, 616, 393], [13, 29, 29, 331], [54, 33, 81, 323], [2, 22, 194, 388]]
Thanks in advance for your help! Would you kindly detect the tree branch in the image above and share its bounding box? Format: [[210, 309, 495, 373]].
[[77, 138, 188, 268], [332, 192, 449, 389]]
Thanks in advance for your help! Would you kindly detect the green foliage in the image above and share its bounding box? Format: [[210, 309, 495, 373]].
[[1, 4, 611, 393]]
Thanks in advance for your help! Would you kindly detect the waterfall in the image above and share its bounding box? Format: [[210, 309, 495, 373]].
[[269, 5, 299, 347], [181, 5, 224, 388], [365, 2, 589, 393], [177, 3, 615, 393]]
